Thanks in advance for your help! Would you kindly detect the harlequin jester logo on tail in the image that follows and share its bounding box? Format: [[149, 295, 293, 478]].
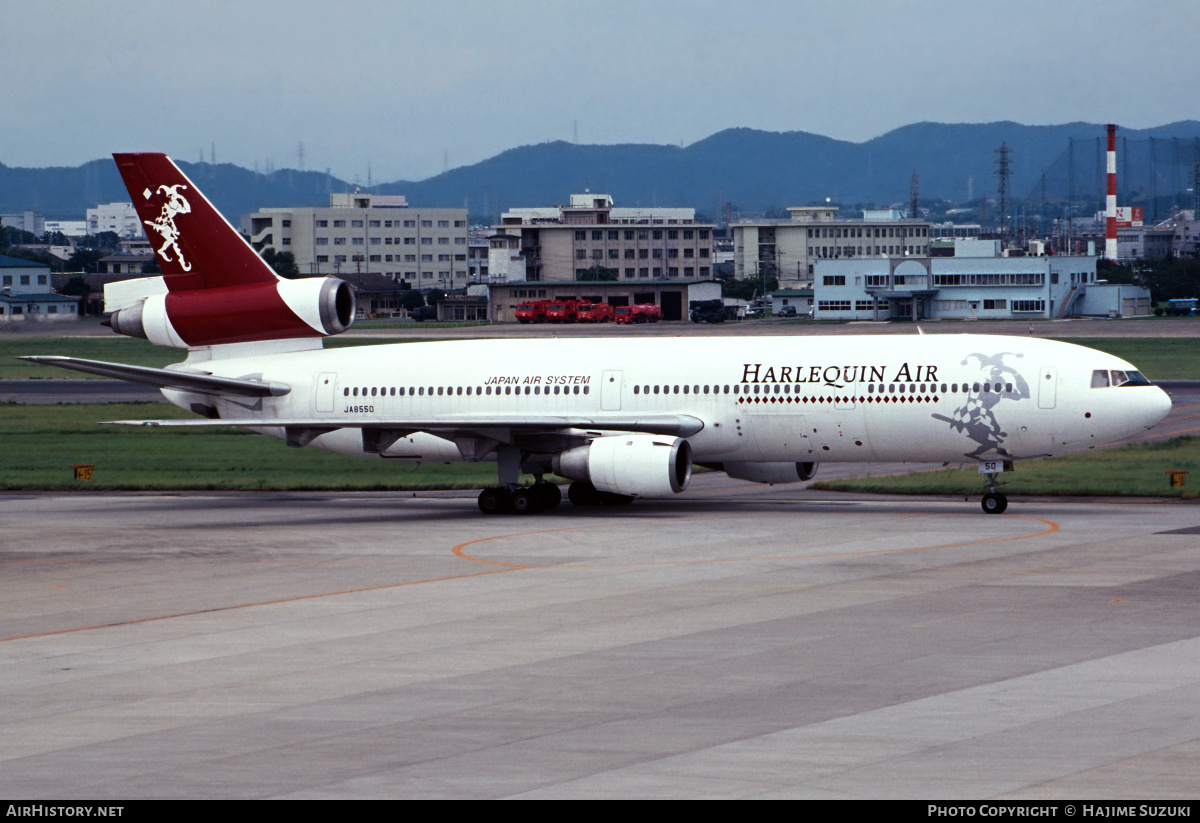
[[143, 184, 192, 271]]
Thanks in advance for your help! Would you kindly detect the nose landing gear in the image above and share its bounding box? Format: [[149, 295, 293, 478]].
[[980, 467, 1008, 515]]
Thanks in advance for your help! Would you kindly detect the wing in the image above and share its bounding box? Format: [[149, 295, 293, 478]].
[[101, 414, 705, 449], [16, 356, 291, 398]]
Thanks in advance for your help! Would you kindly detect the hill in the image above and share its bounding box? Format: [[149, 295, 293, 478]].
[[4, 121, 1199, 222]]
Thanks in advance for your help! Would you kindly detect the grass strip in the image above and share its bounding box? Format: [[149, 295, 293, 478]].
[[0, 402, 543, 491], [810, 436, 1200, 499]]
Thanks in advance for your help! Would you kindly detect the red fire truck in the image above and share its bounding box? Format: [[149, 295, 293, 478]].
[[577, 302, 615, 323], [514, 300, 550, 323]]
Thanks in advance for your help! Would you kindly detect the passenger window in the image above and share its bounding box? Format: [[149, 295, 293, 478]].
[[371, 387, 377, 396], [898, 384, 905, 393], [344, 388, 349, 396], [973, 383, 980, 392], [653, 385, 660, 394], [353, 387, 359, 396], [505, 387, 511, 395], [683, 385, 689, 394], [694, 385, 700, 394], [634, 385, 640, 394], [888, 384, 895, 393], [941, 384, 947, 393]]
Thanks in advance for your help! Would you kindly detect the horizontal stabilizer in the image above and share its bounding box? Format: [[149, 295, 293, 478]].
[[18, 356, 291, 398], [100, 413, 704, 437]]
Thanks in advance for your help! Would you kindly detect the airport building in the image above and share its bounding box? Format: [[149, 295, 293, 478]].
[[0, 254, 78, 320], [494, 194, 715, 283], [732, 206, 932, 287], [247, 193, 470, 290], [811, 242, 1151, 321], [486, 279, 721, 323]]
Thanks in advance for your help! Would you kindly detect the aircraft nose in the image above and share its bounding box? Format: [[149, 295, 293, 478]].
[[1144, 386, 1173, 428]]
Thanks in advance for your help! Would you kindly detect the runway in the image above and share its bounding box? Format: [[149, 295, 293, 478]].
[[2, 485, 1199, 798]]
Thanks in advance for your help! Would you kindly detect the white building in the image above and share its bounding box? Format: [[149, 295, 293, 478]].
[[86, 203, 141, 238], [496, 193, 714, 283], [733, 206, 931, 287], [811, 241, 1150, 321], [248, 193, 469, 290]]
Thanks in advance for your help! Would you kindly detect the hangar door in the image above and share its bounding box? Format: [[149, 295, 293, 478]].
[[659, 291, 683, 321]]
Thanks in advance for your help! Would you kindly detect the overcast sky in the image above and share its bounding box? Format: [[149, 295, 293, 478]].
[[3, 0, 1196, 182]]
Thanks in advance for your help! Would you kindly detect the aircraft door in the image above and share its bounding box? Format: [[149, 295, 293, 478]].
[[601, 370, 623, 410], [1038, 367, 1057, 409], [316, 372, 337, 413]]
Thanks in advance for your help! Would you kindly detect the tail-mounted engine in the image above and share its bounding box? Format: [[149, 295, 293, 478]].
[[553, 434, 692, 498], [106, 276, 355, 348]]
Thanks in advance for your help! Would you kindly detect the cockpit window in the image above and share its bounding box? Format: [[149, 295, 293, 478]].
[[1113, 370, 1151, 387], [1095, 369, 1152, 388]]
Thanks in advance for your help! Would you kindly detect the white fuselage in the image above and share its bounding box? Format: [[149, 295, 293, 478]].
[[165, 334, 1172, 468]]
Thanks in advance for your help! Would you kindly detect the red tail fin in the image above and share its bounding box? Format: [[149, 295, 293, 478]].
[[113, 153, 278, 290], [105, 153, 355, 348]]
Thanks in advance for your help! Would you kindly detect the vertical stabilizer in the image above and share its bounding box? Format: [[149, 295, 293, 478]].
[[113, 153, 279, 290]]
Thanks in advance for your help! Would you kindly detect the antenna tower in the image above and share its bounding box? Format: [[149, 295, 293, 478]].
[[994, 142, 1011, 244]]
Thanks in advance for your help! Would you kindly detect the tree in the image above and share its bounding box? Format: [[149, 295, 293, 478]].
[[67, 248, 106, 274], [258, 248, 301, 278], [722, 275, 777, 301], [79, 232, 120, 250], [58, 276, 91, 297], [426, 288, 447, 305], [399, 290, 425, 312]]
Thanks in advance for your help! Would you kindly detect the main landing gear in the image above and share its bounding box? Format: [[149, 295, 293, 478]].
[[477, 481, 562, 515], [980, 469, 1008, 515], [476, 444, 634, 516]]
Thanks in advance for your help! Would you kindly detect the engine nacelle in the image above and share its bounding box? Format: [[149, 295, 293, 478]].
[[106, 276, 355, 348], [552, 435, 692, 497], [720, 461, 819, 484]]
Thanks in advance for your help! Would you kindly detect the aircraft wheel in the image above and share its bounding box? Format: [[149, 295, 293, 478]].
[[981, 493, 1008, 515], [478, 487, 511, 515], [534, 482, 562, 510], [568, 481, 600, 506], [510, 487, 543, 515]]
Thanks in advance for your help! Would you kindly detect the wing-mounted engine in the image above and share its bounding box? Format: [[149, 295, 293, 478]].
[[105, 276, 355, 348], [552, 434, 692, 497], [719, 461, 819, 484]]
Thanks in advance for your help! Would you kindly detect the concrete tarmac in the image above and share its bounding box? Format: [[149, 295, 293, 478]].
[[3, 485, 1200, 798]]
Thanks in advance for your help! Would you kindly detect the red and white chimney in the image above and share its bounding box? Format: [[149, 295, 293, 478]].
[[1106, 124, 1118, 260]]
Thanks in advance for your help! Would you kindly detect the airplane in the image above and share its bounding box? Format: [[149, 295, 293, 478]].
[[23, 153, 1173, 516]]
